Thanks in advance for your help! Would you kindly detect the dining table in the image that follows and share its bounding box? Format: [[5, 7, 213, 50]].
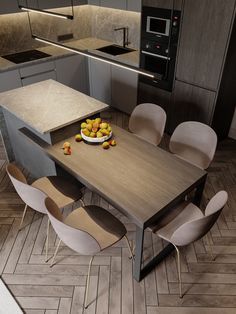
[[20, 123, 207, 282]]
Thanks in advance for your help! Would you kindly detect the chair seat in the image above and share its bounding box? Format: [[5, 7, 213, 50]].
[[32, 176, 83, 208], [64, 205, 127, 250], [155, 203, 204, 242]]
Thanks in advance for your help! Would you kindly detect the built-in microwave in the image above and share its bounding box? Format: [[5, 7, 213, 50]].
[[140, 6, 181, 91], [146, 16, 170, 36]]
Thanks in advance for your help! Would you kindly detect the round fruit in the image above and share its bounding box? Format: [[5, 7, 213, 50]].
[[81, 122, 87, 129], [102, 141, 110, 149], [62, 142, 70, 149], [109, 139, 116, 146], [75, 134, 82, 142], [100, 122, 108, 129]]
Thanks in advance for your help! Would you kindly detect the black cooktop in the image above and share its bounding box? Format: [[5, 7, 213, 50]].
[[1, 49, 51, 64]]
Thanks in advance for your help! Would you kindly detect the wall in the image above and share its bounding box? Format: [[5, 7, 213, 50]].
[[0, 5, 140, 55], [229, 108, 236, 139]]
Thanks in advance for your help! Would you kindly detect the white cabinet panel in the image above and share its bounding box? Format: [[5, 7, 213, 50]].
[[55, 54, 89, 94], [111, 65, 138, 114], [88, 59, 111, 105], [0, 70, 22, 92], [100, 0, 126, 10]]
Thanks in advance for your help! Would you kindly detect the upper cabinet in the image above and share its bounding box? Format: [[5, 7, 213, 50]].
[[142, 0, 183, 10], [87, 0, 141, 12], [127, 0, 141, 12], [176, 0, 235, 91], [0, 1, 20, 14], [100, 0, 126, 10]]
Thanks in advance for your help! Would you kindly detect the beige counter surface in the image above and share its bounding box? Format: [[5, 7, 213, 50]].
[[0, 37, 139, 73], [0, 79, 109, 134]]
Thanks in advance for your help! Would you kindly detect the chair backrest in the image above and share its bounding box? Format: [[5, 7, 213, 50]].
[[169, 121, 217, 169], [45, 197, 101, 255], [129, 103, 167, 146], [6, 163, 47, 214], [171, 191, 228, 246]]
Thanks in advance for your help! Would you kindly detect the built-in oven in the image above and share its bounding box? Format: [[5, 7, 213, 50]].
[[140, 6, 181, 91]]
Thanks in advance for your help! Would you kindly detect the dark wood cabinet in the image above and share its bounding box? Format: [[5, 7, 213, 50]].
[[138, 0, 236, 139], [176, 0, 235, 91], [169, 81, 216, 132]]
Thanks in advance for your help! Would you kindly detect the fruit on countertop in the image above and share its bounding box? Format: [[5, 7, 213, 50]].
[[109, 139, 117, 146], [102, 141, 110, 149], [81, 122, 87, 129], [62, 142, 71, 149], [82, 129, 90, 137], [63, 147, 72, 155], [62, 142, 72, 155], [75, 134, 83, 142], [80, 119, 112, 140]]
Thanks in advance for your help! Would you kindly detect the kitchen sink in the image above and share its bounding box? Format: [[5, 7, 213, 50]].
[[96, 44, 135, 56]]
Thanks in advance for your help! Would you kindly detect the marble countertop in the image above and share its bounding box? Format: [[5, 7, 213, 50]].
[[0, 37, 140, 73], [0, 79, 109, 134]]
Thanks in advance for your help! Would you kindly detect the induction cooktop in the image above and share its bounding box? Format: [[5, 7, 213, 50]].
[[1, 49, 51, 64]]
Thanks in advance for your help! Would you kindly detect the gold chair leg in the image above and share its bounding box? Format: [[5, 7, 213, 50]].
[[84, 256, 94, 309], [174, 244, 182, 298], [124, 235, 134, 260], [45, 218, 50, 263], [19, 204, 28, 230], [50, 239, 62, 267], [206, 233, 215, 261]]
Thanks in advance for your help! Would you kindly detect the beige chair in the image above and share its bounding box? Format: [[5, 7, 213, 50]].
[[6, 163, 83, 260], [153, 190, 228, 298], [44, 197, 133, 309], [169, 121, 217, 169], [129, 103, 167, 146]]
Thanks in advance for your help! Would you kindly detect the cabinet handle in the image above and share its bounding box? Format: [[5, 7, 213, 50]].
[[141, 50, 170, 60]]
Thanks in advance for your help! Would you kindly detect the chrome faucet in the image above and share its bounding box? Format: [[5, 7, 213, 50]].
[[114, 27, 129, 48]]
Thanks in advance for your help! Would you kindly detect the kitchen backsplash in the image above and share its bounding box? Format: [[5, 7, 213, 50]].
[[0, 5, 140, 55]]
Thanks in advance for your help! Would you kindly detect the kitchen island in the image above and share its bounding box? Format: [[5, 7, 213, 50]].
[[0, 79, 109, 177]]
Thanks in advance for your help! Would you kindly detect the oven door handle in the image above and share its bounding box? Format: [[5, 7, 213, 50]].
[[141, 50, 171, 60]]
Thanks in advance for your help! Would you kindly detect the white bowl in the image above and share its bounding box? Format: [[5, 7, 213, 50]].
[[81, 130, 112, 143]]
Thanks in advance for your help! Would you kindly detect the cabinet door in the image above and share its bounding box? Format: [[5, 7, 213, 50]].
[[26, 0, 84, 9], [87, 0, 100, 5], [100, 0, 126, 10], [111, 66, 138, 114], [0, 0, 19, 14], [88, 59, 111, 105], [55, 55, 89, 94], [169, 80, 216, 133], [176, 0, 235, 90], [127, 0, 141, 12], [142, 0, 182, 10], [0, 70, 22, 92]]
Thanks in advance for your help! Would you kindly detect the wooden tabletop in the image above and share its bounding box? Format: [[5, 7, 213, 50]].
[[33, 124, 206, 227]]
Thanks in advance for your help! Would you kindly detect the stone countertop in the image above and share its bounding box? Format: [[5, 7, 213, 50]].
[[0, 37, 140, 73], [0, 79, 109, 134]]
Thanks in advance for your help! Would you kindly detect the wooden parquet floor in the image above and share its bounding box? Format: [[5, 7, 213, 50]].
[[0, 109, 236, 314]]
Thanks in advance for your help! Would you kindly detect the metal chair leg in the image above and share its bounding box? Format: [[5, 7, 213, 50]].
[[50, 239, 62, 267], [19, 204, 28, 230], [206, 233, 215, 261], [174, 244, 182, 298], [79, 198, 85, 207], [45, 218, 50, 263], [84, 256, 94, 309], [124, 235, 134, 260]]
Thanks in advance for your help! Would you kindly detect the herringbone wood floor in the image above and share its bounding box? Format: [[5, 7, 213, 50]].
[[0, 109, 236, 314]]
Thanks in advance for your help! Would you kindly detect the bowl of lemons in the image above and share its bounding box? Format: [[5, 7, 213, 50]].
[[80, 118, 112, 143]]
